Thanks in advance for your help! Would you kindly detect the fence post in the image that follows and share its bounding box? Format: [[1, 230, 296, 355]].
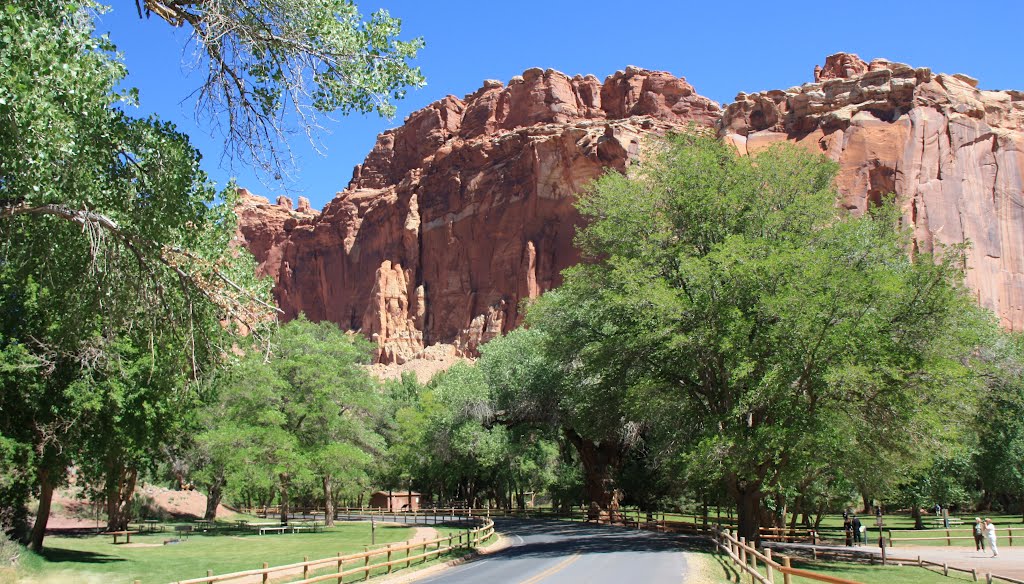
[[421, 542, 427, 564], [739, 536, 747, 565], [262, 562, 269, 584], [363, 546, 370, 582], [947, 529, 952, 546], [207, 570, 213, 577], [406, 542, 411, 568], [1010, 527, 1014, 546], [782, 556, 793, 584], [303, 556, 309, 580], [336, 552, 344, 584], [766, 548, 774, 583], [987, 573, 993, 584], [944, 563, 948, 576]]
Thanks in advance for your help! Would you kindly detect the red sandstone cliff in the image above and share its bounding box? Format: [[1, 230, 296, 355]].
[[237, 55, 1024, 364], [237, 66, 720, 363], [722, 53, 1024, 330]]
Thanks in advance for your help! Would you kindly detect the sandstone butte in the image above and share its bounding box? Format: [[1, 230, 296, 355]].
[[236, 54, 1024, 374]]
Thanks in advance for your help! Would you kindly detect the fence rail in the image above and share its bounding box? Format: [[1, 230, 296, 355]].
[[168, 516, 495, 584], [712, 527, 863, 584], [887, 526, 1019, 547]]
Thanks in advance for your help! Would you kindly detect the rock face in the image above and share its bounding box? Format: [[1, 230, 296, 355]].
[[722, 52, 1024, 330], [236, 67, 720, 363], [237, 55, 1024, 363]]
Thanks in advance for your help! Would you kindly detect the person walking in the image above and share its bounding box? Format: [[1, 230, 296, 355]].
[[974, 518, 986, 551], [851, 515, 862, 545], [985, 518, 999, 557]]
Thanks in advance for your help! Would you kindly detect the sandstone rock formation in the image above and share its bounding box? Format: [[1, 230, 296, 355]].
[[237, 55, 1024, 365], [722, 52, 1024, 330]]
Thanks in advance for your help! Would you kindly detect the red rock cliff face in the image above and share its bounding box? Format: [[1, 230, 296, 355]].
[[236, 67, 720, 363], [238, 55, 1024, 363], [722, 53, 1024, 330]]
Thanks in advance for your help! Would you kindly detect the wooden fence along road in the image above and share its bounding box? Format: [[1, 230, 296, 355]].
[[151, 507, 1021, 584], [166, 515, 494, 584]]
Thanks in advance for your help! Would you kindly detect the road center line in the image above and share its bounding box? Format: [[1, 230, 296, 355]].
[[517, 553, 581, 584]]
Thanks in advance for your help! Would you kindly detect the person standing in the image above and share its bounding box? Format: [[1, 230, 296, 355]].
[[844, 516, 853, 547], [974, 518, 986, 551], [985, 518, 999, 557], [851, 515, 862, 545]]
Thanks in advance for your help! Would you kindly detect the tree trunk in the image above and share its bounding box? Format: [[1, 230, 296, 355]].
[[912, 505, 924, 530], [204, 476, 224, 521], [564, 428, 622, 522], [105, 463, 138, 531], [323, 475, 335, 527], [729, 481, 762, 544], [279, 473, 290, 524], [861, 492, 872, 514], [28, 466, 54, 551]]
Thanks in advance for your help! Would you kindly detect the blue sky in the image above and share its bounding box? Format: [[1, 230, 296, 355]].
[[97, 0, 1024, 210]]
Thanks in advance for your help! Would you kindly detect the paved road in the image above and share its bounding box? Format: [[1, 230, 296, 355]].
[[414, 519, 688, 584]]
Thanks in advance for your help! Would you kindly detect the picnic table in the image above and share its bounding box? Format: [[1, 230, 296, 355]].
[[247, 521, 286, 535], [143, 519, 162, 532], [194, 519, 214, 531], [289, 521, 323, 533], [105, 530, 139, 544]]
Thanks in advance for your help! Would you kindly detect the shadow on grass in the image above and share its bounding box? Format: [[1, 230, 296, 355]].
[[38, 547, 124, 565]]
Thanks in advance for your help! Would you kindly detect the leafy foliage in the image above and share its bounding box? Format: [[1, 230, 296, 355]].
[[0, 0, 270, 546], [524, 134, 988, 539], [194, 317, 383, 520], [138, 0, 424, 177]]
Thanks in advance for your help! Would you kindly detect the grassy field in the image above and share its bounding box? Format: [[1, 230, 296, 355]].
[[17, 521, 417, 584], [693, 548, 978, 584]]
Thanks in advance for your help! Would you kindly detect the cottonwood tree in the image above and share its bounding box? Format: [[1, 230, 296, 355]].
[[1, 0, 422, 549], [198, 318, 383, 523], [526, 134, 987, 542], [135, 0, 424, 177], [0, 0, 273, 549]]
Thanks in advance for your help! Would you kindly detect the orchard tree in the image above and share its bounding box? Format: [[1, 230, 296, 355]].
[[527, 134, 988, 542]]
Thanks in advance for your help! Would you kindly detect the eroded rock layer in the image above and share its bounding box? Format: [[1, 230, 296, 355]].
[[237, 67, 720, 363], [722, 53, 1024, 330], [237, 55, 1024, 364]]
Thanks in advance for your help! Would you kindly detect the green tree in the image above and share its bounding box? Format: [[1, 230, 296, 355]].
[[0, 0, 272, 549], [2, 0, 422, 549], [136, 0, 424, 176], [527, 134, 987, 541], [196, 317, 383, 523]]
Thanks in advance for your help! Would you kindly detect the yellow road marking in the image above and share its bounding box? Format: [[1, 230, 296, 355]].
[[517, 553, 581, 584]]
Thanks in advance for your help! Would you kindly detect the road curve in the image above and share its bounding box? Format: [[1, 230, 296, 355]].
[[414, 518, 688, 584]]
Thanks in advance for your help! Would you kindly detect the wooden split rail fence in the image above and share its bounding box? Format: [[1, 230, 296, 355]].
[[164, 517, 495, 584], [887, 526, 1021, 547], [713, 528, 863, 584]]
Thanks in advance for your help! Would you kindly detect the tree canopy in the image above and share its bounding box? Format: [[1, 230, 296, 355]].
[[1, 0, 422, 549], [523, 134, 990, 540], [137, 0, 424, 176]]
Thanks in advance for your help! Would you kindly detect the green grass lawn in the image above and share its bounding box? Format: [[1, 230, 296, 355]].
[[698, 549, 977, 584], [17, 522, 417, 584]]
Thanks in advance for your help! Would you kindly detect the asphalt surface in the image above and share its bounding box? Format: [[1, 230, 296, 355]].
[[414, 519, 688, 584]]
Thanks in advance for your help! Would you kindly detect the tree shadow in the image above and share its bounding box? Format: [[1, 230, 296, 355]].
[[37, 547, 125, 565]]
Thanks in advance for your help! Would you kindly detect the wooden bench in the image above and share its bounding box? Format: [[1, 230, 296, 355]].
[[174, 525, 194, 540], [105, 530, 139, 544]]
